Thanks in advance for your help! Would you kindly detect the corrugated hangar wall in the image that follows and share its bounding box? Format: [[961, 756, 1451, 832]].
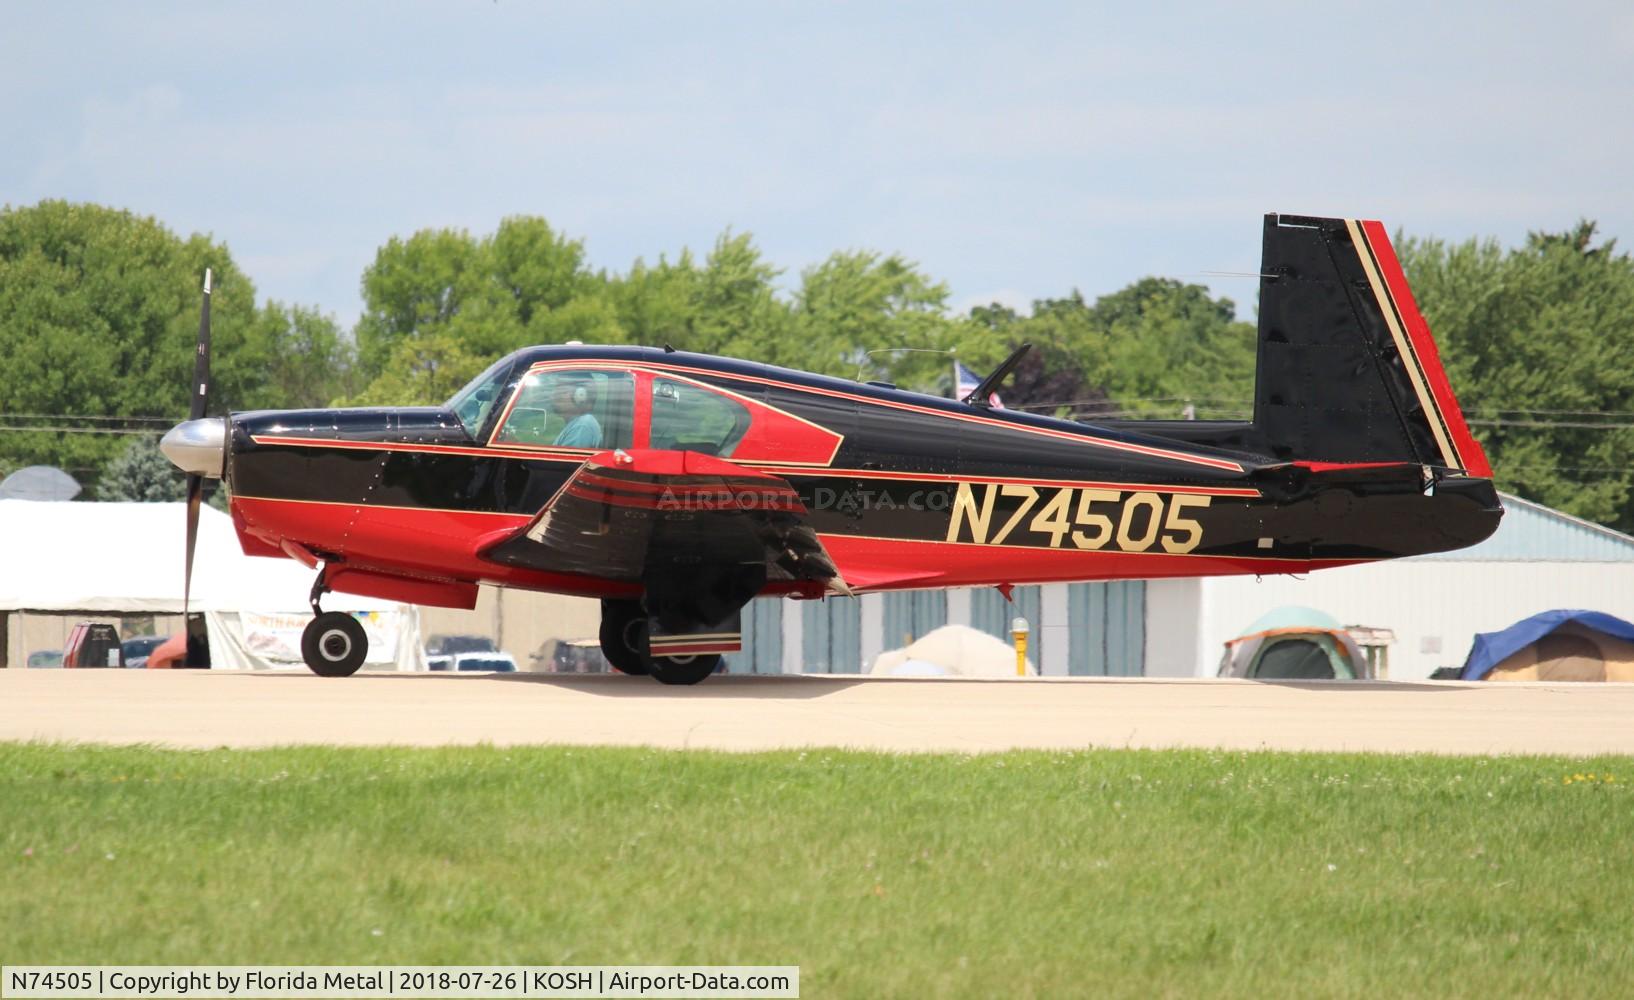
[[748, 581, 1147, 675]]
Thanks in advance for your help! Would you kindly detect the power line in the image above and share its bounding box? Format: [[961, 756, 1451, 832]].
[[1467, 418, 1634, 430], [0, 425, 161, 436], [1, 413, 175, 424]]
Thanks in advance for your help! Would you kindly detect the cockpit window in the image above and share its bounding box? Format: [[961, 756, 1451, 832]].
[[446, 357, 514, 439], [650, 378, 751, 457], [493, 369, 635, 449]]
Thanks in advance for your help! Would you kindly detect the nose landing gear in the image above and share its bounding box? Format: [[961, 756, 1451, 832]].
[[301, 564, 369, 677], [302, 612, 368, 677]]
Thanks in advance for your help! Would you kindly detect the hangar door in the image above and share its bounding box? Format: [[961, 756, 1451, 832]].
[[1068, 581, 1146, 676], [730, 598, 784, 674], [803, 597, 862, 673], [882, 590, 948, 650]]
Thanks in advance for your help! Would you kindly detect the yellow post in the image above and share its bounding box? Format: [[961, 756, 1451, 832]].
[[1011, 616, 1029, 676]]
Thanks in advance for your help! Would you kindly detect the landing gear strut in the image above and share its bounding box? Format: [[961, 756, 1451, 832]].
[[300, 563, 368, 677]]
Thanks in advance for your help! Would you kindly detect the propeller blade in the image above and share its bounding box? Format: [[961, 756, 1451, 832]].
[[185, 473, 204, 614], [184, 269, 212, 666], [190, 268, 213, 421]]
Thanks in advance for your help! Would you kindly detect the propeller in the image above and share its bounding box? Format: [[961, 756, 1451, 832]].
[[183, 269, 212, 664]]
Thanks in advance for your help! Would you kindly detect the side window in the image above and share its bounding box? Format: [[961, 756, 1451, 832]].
[[494, 370, 635, 449], [650, 378, 751, 457]]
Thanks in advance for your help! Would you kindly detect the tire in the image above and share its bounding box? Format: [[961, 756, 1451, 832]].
[[650, 654, 721, 686], [301, 612, 368, 677], [599, 599, 650, 675]]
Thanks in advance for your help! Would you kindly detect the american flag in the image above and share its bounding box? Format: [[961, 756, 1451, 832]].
[[954, 360, 1003, 408]]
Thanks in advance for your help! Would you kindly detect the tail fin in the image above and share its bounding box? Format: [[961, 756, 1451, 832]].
[[1254, 213, 1491, 476]]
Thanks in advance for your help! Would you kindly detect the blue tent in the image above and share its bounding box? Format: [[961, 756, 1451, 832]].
[[1460, 610, 1634, 680]]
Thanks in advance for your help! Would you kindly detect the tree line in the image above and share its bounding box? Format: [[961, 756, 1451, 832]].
[[2, 200, 1632, 531]]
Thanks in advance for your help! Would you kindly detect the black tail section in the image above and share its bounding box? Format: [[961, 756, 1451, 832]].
[[1252, 214, 1489, 474]]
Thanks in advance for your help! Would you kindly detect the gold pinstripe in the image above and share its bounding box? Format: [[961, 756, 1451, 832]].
[[1345, 219, 1459, 468]]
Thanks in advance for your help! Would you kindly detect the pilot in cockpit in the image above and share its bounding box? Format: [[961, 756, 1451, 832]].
[[550, 375, 602, 448]]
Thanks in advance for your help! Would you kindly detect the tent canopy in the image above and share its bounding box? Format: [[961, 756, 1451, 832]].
[[1461, 610, 1634, 681], [1235, 605, 1343, 637], [0, 499, 386, 614]]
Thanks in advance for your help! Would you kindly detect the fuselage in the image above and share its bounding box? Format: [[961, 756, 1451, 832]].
[[215, 345, 1502, 605]]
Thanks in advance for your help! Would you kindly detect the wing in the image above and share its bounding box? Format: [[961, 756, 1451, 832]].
[[477, 448, 847, 596]]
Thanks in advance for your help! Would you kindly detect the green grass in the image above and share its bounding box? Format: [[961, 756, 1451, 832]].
[[2, 744, 1631, 998]]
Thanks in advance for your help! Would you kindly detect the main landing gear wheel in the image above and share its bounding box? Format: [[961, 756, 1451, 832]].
[[599, 599, 651, 676], [301, 611, 368, 677], [650, 654, 721, 686]]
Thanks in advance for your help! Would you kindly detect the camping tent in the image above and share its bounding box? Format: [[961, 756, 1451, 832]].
[[1217, 606, 1372, 680], [1460, 610, 1634, 682], [0, 500, 424, 670]]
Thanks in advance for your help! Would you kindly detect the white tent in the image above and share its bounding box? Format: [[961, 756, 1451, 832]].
[[870, 624, 1036, 677], [0, 500, 424, 670]]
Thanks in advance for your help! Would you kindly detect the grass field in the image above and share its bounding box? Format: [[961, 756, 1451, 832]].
[[3, 743, 1631, 998]]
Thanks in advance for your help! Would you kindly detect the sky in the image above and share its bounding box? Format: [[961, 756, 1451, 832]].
[[6, 2, 1633, 329]]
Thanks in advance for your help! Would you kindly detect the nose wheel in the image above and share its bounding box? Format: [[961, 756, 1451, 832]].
[[301, 611, 368, 677]]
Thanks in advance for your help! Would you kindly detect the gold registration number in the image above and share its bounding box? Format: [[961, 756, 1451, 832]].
[[945, 483, 1213, 553]]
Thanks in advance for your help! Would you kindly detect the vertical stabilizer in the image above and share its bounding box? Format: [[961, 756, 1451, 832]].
[[1254, 213, 1491, 475]]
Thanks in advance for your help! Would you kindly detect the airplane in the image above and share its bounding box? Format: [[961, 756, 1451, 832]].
[[161, 213, 1503, 683]]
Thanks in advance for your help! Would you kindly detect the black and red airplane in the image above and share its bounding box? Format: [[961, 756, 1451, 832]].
[[162, 214, 1502, 683]]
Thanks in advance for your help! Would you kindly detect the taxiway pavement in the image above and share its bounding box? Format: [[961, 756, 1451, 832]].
[[4, 670, 1633, 756]]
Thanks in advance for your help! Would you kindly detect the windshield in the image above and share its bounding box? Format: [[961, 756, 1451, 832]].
[[446, 357, 516, 438]]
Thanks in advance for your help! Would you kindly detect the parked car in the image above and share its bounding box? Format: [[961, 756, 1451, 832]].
[[63, 622, 123, 668], [121, 635, 168, 669], [425, 634, 499, 671], [447, 651, 518, 673], [546, 638, 610, 674], [26, 649, 63, 669]]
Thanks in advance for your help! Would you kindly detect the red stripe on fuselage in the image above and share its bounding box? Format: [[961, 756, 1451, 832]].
[[815, 534, 1365, 590], [230, 495, 641, 600], [1359, 220, 1493, 478]]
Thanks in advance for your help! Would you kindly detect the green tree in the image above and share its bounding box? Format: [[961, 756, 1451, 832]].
[[608, 251, 701, 347], [244, 302, 356, 409], [0, 201, 256, 483], [0, 200, 354, 487], [1400, 221, 1634, 529], [352, 216, 618, 401], [347, 332, 490, 409], [687, 231, 791, 362], [95, 435, 231, 510], [95, 436, 187, 502], [1090, 279, 1256, 418], [796, 250, 954, 383], [951, 281, 1255, 420]]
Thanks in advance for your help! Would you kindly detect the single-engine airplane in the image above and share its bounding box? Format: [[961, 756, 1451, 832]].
[[162, 214, 1502, 683]]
